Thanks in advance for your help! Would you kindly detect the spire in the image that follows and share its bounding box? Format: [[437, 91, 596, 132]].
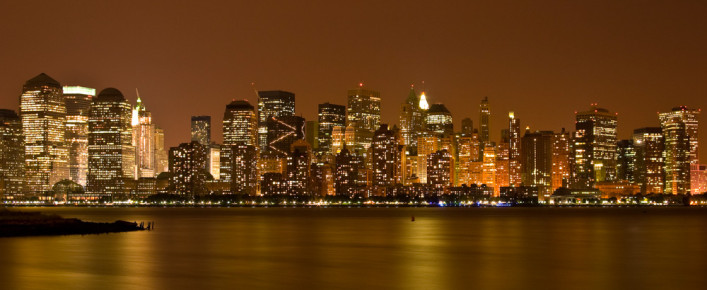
[[406, 85, 418, 106], [419, 92, 429, 111]]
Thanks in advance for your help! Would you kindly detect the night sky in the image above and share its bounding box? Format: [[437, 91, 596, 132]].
[[1, 1, 706, 157]]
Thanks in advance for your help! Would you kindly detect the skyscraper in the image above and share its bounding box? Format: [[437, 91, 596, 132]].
[[616, 140, 636, 182], [169, 141, 208, 196], [508, 112, 522, 187], [335, 146, 361, 196], [551, 128, 572, 191], [416, 134, 440, 184], [0, 109, 24, 199], [347, 84, 381, 132], [305, 121, 319, 150], [658, 106, 699, 164], [87, 88, 135, 196], [426, 103, 453, 136], [633, 127, 664, 194], [427, 149, 454, 189], [371, 124, 401, 188], [318, 102, 346, 156], [258, 91, 295, 151], [521, 130, 554, 197], [266, 115, 305, 157], [154, 126, 169, 175], [572, 104, 618, 188], [20, 73, 69, 196], [190, 116, 211, 145], [399, 87, 425, 153], [132, 96, 155, 178], [286, 140, 312, 195], [230, 144, 258, 195], [461, 118, 473, 136], [660, 116, 691, 194], [479, 97, 491, 145], [63, 86, 95, 186], [221, 100, 258, 181], [482, 144, 497, 195]]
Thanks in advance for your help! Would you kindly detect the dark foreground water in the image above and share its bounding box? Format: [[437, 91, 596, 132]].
[[1, 207, 706, 290]]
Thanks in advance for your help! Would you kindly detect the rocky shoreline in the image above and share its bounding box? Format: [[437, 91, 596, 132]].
[[0, 209, 144, 237]]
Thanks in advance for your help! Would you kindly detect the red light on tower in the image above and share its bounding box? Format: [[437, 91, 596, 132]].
[[359, 82, 363, 87]]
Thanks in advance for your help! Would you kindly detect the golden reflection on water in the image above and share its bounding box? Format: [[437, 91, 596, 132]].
[[1, 207, 707, 290]]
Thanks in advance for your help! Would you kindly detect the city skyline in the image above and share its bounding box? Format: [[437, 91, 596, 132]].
[[0, 1, 705, 154]]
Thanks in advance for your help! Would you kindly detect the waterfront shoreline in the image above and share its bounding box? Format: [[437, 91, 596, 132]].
[[0, 209, 145, 238]]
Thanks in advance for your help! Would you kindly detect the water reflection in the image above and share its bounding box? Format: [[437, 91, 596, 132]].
[[0, 208, 706, 289]]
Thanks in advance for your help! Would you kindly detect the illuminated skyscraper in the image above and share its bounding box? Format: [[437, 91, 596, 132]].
[[371, 124, 401, 187], [482, 144, 497, 195], [508, 112, 521, 187], [551, 128, 571, 191], [132, 96, 155, 178], [616, 140, 636, 182], [427, 149, 454, 189], [221, 100, 258, 181], [230, 144, 258, 195], [335, 146, 361, 196], [20, 73, 69, 196], [286, 140, 312, 195], [318, 103, 346, 155], [496, 131, 510, 190], [426, 103, 453, 136], [154, 126, 169, 174], [347, 84, 381, 132], [0, 109, 24, 199], [258, 91, 295, 151], [416, 134, 440, 184], [267, 115, 305, 157], [479, 97, 491, 145], [521, 130, 554, 197], [63, 86, 95, 186], [457, 134, 480, 186], [399, 87, 425, 153], [190, 116, 211, 145], [658, 106, 699, 164], [169, 141, 208, 196], [305, 121, 319, 150], [572, 104, 618, 188], [633, 127, 664, 194], [87, 88, 135, 196], [660, 116, 691, 194]]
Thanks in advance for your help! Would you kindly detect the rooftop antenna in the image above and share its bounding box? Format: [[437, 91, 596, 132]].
[[251, 82, 259, 101]]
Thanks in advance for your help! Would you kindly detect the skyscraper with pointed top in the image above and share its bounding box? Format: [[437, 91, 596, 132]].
[[399, 86, 425, 154], [20, 73, 69, 196], [132, 94, 156, 178]]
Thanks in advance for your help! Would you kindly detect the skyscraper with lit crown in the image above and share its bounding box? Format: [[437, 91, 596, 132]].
[[20, 73, 69, 196], [63, 86, 95, 186], [132, 95, 155, 178]]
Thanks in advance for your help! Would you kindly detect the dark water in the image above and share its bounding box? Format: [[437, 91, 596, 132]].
[[1, 207, 706, 290]]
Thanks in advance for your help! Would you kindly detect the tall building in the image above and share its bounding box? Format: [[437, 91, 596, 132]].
[[457, 135, 479, 186], [190, 116, 211, 145], [572, 104, 618, 188], [461, 118, 473, 136], [230, 144, 258, 195], [616, 140, 636, 182], [286, 140, 312, 195], [417, 134, 440, 184], [633, 127, 664, 194], [221, 100, 258, 181], [335, 146, 361, 196], [132, 96, 155, 178], [169, 141, 208, 196], [63, 86, 95, 186], [318, 103, 346, 155], [399, 87, 425, 153], [658, 106, 699, 164], [154, 126, 169, 175], [479, 97, 491, 145], [660, 116, 691, 194], [427, 149, 454, 189], [482, 144, 497, 195], [496, 131, 510, 190], [0, 109, 24, 199], [521, 130, 554, 197], [371, 124, 401, 188], [508, 112, 522, 187], [426, 103, 453, 136], [20, 73, 69, 195], [266, 116, 305, 157], [347, 84, 381, 132], [87, 88, 135, 196], [305, 121, 319, 150], [551, 128, 572, 191], [258, 91, 295, 151]]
